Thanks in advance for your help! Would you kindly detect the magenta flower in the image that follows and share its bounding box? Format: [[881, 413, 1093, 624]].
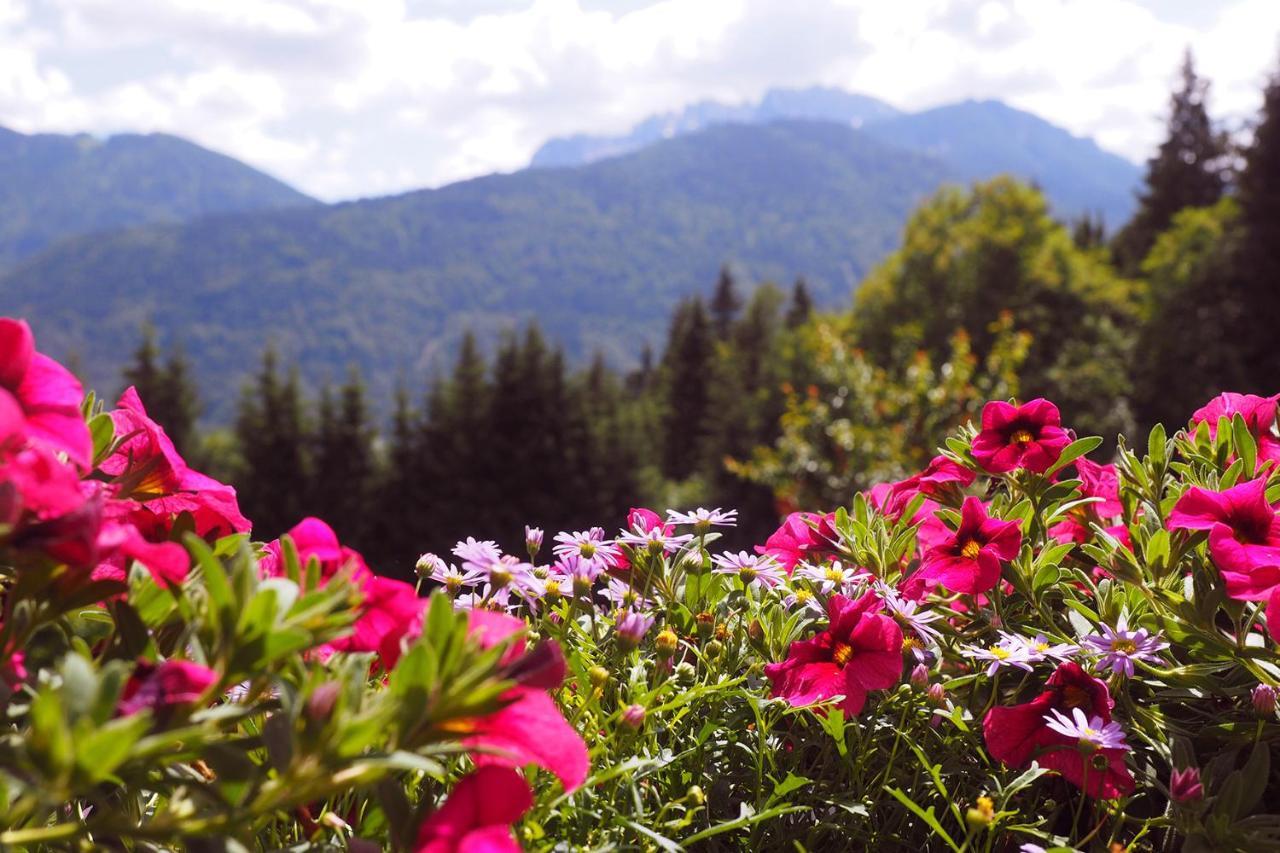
[[913, 497, 1022, 595], [100, 388, 250, 538], [1170, 766, 1204, 804], [118, 659, 219, 717], [261, 518, 424, 668], [459, 609, 589, 792], [1168, 478, 1280, 600], [983, 662, 1134, 799], [614, 609, 655, 650], [756, 511, 838, 573], [764, 592, 903, 716], [414, 766, 531, 853], [1049, 459, 1122, 544], [1269, 587, 1280, 643], [971, 398, 1072, 474], [1192, 392, 1280, 463], [0, 318, 92, 469]]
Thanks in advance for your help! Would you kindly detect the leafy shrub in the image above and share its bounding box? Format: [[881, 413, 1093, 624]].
[[3, 314, 1280, 851]]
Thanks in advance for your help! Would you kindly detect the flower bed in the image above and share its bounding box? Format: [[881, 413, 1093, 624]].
[[1, 316, 1278, 851]]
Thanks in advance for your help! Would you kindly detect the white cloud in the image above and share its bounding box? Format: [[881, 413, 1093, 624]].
[[0, 0, 1277, 200]]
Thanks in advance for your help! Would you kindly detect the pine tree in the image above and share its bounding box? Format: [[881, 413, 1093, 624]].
[[121, 325, 200, 455], [235, 348, 310, 538], [660, 298, 715, 478], [1113, 50, 1228, 273], [311, 371, 374, 548], [1234, 53, 1280, 391], [709, 264, 742, 338], [368, 383, 422, 572], [1071, 212, 1107, 251], [785, 278, 813, 329]]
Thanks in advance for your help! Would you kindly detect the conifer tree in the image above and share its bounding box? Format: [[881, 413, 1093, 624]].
[[660, 298, 715, 478], [235, 348, 310, 538], [709, 264, 743, 338], [1234, 53, 1280, 391], [123, 325, 162, 405], [785, 278, 813, 329], [1113, 50, 1228, 273], [311, 371, 374, 547], [122, 326, 200, 455]]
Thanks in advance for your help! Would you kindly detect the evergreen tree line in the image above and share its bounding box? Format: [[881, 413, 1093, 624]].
[[120, 274, 815, 578]]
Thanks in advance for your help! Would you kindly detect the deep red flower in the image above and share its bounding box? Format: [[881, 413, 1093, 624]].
[[757, 511, 838, 573], [983, 662, 1134, 799], [913, 497, 1021, 594], [896, 455, 977, 500], [1192, 392, 1280, 463], [101, 387, 250, 538], [118, 659, 219, 717], [0, 319, 92, 470], [971, 398, 1072, 475], [764, 592, 903, 716], [415, 766, 532, 853], [456, 609, 589, 792], [92, 520, 191, 586], [627, 507, 669, 535], [1168, 478, 1280, 600]]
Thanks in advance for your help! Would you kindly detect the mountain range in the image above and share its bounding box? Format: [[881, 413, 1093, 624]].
[[0, 88, 1143, 421], [0, 127, 315, 269]]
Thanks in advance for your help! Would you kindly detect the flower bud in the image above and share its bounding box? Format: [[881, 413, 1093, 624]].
[[621, 704, 646, 729], [927, 682, 946, 705], [1170, 766, 1203, 804], [910, 663, 929, 688], [525, 525, 543, 558], [704, 640, 724, 660], [695, 611, 715, 640], [964, 796, 995, 830], [655, 628, 679, 658], [415, 552, 444, 580], [1253, 684, 1277, 717], [674, 661, 697, 686], [687, 785, 705, 805], [588, 666, 610, 688], [615, 610, 654, 652], [747, 619, 764, 643], [305, 681, 342, 722]]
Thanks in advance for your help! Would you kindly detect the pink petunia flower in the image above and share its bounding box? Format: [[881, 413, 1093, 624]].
[[763, 592, 903, 716], [1168, 478, 1280, 600], [118, 659, 219, 717], [0, 318, 92, 469], [971, 398, 1072, 475], [983, 661, 1134, 799], [261, 518, 424, 666], [100, 387, 250, 538], [756, 511, 838, 573], [1192, 392, 1280, 464], [414, 766, 532, 853], [454, 609, 590, 792], [912, 497, 1022, 595]]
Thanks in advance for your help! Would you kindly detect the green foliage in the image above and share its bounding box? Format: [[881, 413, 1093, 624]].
[[1112, 50, 1230, 275], [852, 177, 1142, 439], [732, 313, 1028, 509]]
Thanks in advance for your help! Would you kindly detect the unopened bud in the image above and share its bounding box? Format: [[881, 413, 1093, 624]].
[[589, 666, 610, 688], [910, 663, 929, 688], [1253, 684, 1277, 717], [621, 704, 646, 729], [704, 640, 724, 660], [1170, 766, 1203, 804], [748, 619, 764, 642], [687, 785, 705, 805], [305, 681, 342, 721], [674, 661, 697, 686], [964, 796, 994, 830], [655, 628, 679, 658], [927, 683, 946, 705], [695, 611, 715, 640], [525, 526, 543, 558], [415, 553, 443, 579]]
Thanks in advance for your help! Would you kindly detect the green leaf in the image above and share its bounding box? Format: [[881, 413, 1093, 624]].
[[1045, 436, 1103, 478], [680, 804, 809, 845], [884, 788, 961, 852]]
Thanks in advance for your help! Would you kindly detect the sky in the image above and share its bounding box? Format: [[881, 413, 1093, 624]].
[[1, 0, 1278, 202]]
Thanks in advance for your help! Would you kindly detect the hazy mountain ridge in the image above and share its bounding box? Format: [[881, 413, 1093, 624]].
[[0, 126, 316, 268], [3, 120, 951, 420], [532, 88, 1140, 225]]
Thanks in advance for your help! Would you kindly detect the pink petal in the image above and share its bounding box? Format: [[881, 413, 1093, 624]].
[[466, 689, 589, 792]]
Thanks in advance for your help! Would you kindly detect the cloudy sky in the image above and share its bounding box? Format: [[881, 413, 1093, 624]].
[[2, 0, 1277, 201]]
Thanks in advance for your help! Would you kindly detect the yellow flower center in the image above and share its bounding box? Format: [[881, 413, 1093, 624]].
[[960, 539, 983, 560], [1011, 429, 1034, 444], [832, 642, 854, 666], [991, 646, 1011, 659], [1111, 639, 1137, 654], [902, 636, 922, 653]]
